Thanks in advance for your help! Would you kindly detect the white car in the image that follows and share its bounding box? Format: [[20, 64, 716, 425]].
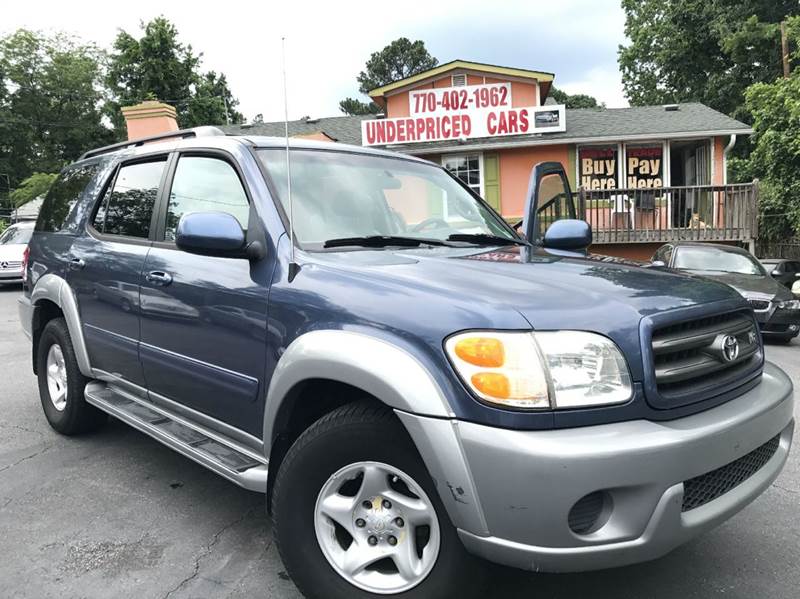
[[0, 221, 34, 283]]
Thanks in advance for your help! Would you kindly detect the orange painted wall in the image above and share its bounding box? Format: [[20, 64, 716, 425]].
[[498, 145, 570, 217], [510, 81, 537, 107], [387, 93, 410, 117]]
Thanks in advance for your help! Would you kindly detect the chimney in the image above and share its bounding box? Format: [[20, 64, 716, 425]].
[[120, 100, 179, 140]]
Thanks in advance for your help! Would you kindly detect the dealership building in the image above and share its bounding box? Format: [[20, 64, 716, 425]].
[[124, 60, 757, 260]]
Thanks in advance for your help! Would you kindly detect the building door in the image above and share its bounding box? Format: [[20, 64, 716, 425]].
[[670, 140, 711, 227]]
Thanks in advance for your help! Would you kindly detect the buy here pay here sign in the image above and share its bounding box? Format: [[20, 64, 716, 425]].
[[361, 82, 566, 146]]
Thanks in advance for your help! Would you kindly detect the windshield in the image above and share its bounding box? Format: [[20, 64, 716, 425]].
[[0, 225, 32, 245], [257, 149, 518, 249], [673, 246, 766, 275]]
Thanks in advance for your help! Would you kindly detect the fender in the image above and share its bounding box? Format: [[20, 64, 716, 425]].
[[31, 273, 93, 377], [263, 329, 490, 536], [263, 329, 454, 450]]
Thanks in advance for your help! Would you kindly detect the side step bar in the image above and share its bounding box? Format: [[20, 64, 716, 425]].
[[84, 381, 268, 492]]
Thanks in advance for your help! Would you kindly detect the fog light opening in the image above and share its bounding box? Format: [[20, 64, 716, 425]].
[[568, 491, 613, 535]]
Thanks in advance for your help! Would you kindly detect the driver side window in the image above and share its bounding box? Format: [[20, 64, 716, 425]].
[[165, 156, 249, 242]]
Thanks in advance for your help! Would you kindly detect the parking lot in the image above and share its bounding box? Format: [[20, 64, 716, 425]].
[[0, 283, 798, 599]]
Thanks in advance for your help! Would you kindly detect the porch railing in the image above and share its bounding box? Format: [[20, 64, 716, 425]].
[[570, 182, 759, 244]]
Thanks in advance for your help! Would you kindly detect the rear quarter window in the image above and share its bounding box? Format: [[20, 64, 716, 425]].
[[36, 163, 101, 233]]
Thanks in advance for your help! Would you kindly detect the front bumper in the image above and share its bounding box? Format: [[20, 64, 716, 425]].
[[0, 267, 22, 281], [398, 362, 794, 572], [754, 304, 800, 336]]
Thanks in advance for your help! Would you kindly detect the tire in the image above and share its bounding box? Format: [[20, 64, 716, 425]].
[[36, 318, 106, 435], [272, 401, 486, 599]]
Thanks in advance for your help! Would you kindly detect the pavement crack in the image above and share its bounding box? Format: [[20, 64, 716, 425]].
[[0, 444, 53, 474], [162, 508, 255, 599], [772, 483, 798, 495]]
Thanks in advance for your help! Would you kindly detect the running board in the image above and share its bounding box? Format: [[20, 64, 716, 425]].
[[84, 381, 268, 492]]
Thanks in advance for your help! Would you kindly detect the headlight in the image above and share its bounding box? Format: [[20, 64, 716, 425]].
[[445, 331, 632, 410], [777, 300, 800, 310]]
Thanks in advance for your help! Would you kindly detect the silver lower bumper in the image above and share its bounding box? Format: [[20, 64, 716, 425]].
[[398, 362, 794, 572]]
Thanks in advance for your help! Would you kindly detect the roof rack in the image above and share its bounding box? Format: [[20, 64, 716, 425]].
[[79, 126, 226, 160]]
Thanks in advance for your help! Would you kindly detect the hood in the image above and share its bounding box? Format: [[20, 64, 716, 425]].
[[0, 243, 26, 261], [682, 270, 793, 301], [310, 245, 742, 323]]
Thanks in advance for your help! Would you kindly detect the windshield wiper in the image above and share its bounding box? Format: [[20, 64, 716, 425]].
[[446, 233, 529, 246], [323, 235, 452, 249]]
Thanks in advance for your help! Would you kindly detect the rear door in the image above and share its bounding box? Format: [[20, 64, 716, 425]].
[[67, 155, 168, 386], [138, 150, 271, 436]]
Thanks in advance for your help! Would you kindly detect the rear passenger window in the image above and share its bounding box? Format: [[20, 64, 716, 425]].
[[36, 164, 100, 232], [93, 159, 166, 239], [165, 156, 249, 242]]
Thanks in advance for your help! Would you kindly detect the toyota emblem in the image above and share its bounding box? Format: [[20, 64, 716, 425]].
[[722, 335, 740, 362]]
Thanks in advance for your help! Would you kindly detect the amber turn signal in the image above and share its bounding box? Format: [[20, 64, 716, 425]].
[[470, 372, 511, 399], [454, 337, 505, 368]]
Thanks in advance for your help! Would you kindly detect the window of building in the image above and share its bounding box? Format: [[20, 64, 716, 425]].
[[93, 159, 166, 239], [451, 74, 467, 87], [442, 154, 482, 196], [625, 144, 664, 189], [578, 145, 618, 190], [165, 156, 249, 242]]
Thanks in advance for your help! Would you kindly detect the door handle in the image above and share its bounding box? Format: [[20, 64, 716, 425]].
[[69, 258, 85, 270], [145, 271, 173, 286]]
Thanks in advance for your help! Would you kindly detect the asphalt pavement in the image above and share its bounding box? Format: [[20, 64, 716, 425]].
[[1, 283, 798, 599]]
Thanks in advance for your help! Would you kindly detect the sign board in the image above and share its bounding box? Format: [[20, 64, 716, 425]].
[[626, 146, 663, 188], [579, 146, 618, 190], [361, 82, 566, 146]]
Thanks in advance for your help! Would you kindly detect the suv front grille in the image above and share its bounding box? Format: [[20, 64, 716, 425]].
[[651, 310, 761, 400], [682, 435, 780, 511], [747, 299, 770, 311]]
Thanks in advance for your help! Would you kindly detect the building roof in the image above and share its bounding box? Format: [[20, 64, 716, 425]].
[[366, 59, 555, 98], [224, 103, 751, 154], [221, 114, 374, 146]]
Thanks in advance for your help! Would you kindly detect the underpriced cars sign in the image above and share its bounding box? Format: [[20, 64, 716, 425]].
[[361, 82, 566, 146]]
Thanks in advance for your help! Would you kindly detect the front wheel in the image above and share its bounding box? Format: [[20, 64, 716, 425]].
[[272, 402, 485, 599]]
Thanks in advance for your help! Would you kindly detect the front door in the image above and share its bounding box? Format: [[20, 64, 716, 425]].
[[68, 156, 168, 386], [138, 152, 270, 435]]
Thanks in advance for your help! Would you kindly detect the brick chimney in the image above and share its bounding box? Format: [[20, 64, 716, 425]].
[[120, 100, 179, 140]]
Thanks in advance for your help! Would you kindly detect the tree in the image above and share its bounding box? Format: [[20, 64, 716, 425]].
[[0, 29, 112, 190], [106, 17, 243, 132], [738, 17, 800, 241], [548, 87, 603, 109], [340, 38, 438, 115], [618, 0, 796, 120], [9, 172, 58, 207]]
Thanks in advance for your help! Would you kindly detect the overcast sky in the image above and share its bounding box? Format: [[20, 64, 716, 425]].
[[3, 0, 629, 122]]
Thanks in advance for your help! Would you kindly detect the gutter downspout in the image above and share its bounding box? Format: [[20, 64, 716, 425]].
[[722, 134, 736, 185]]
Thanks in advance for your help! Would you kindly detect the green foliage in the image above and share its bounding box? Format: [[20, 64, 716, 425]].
[[0, 29, 112, 190], [618, 0, 796, 120], [340, 38, 438, 115], [742, 47, 800, 240], [0, 219, 7, 235], [548, 87, 603, 109], [10, 172, 58, 207], [106, 17, 243, 131]]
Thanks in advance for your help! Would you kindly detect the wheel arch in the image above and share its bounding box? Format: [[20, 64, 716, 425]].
[[30, 273, 92, 377]]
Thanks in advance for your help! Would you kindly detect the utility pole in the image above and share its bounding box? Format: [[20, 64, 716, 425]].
[[781, 21, 790, 79], [222, 96, 231, 125]]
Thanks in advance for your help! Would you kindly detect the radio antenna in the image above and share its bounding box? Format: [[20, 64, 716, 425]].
[[281, 36, 299, 280]]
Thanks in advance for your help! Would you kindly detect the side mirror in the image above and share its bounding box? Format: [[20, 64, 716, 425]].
[[651, 260, 666, 268], [543, 219, 592, 251], [793, 280, 800, 298], [176, 211, 254, 258], [771, 269, 781, 277]]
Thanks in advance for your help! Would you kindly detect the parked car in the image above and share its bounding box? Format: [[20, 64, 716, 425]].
[[652, 242, 800, 342], [18, 129, 795, 599], [0, 220, 34, 284], [761, 258, 800, 289]]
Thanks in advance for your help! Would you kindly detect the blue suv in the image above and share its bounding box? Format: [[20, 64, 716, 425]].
[[18, 128, 795, 599]]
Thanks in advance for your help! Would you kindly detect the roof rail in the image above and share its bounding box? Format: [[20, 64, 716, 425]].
[[79, 126, 226, 160]]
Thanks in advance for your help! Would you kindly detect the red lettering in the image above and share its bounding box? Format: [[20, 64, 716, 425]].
[[441, 115, 451, 138], [487, 112, 497, 135], [426, 118, 435, 140], [461, 115, 472, 137], [405, 119, 416, 141], [519, 109, 529, 132], [375, 121, 386, 144], [385, 121, 396, 143], [365, 121, 376, 145], [507, 110, 518, 131]]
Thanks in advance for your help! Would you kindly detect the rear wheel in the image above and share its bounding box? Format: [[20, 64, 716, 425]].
[[36, 318, 106, 435], [272, 401, 485, 599]]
